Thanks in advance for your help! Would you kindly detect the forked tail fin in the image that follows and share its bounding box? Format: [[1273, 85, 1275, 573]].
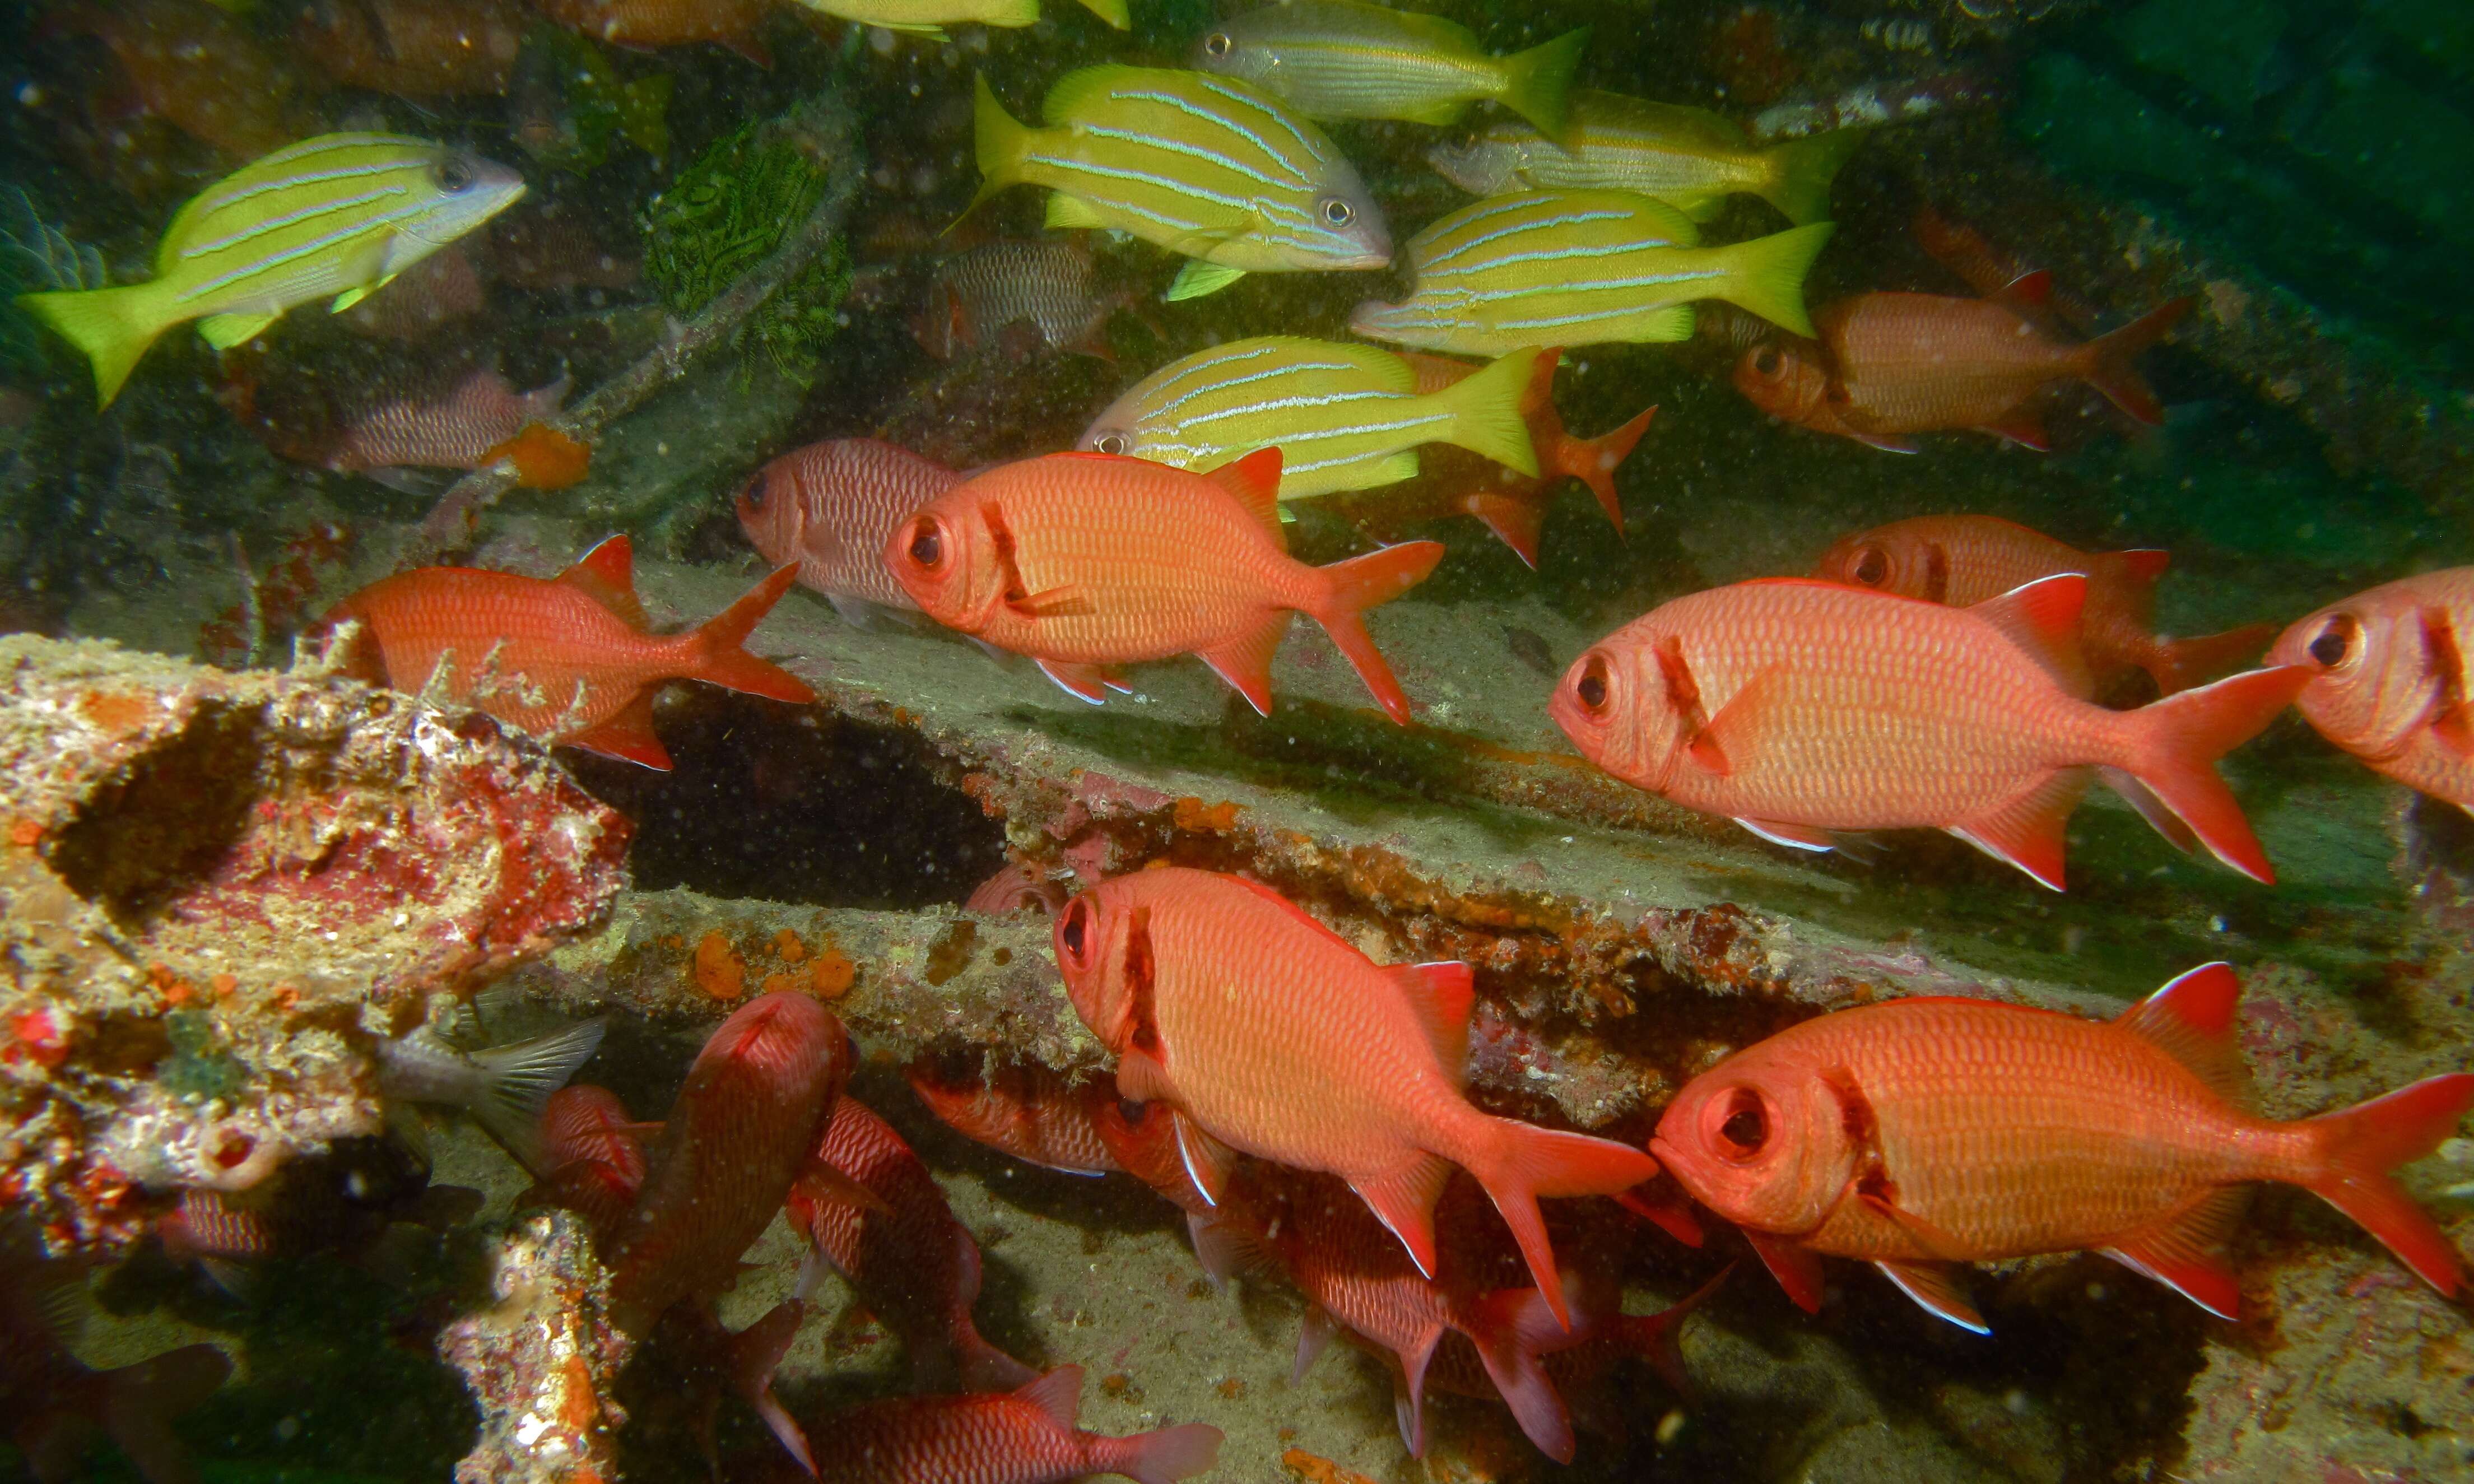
[[961, 75, 1031, 222], [1496, 27, 1590, 142], [1430, 346, 1541, 477], [1757, 126, 1872, 227], [1464, 1117, 1663, 1330], [1715, 222, 1833, 339], [1544, 403, 1653, 534], [731, 1299, 815, 1475], [1466, 1284, 1578, 1463], [17, 282, 165, 408], [2076, 297, 2193, 426], [1305, 541, 1444, 724], [1113, 1422, 1224, 1484], [686, 565, 817, 704], [2142, 622, 2277, 696], [2298, 1073, 2474, 1298], [2114, 665, 2310, 882]]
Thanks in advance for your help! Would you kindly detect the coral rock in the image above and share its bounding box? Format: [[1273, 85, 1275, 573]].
[[438, 1209, 629, 1484]]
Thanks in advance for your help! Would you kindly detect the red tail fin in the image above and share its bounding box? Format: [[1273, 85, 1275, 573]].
[[1306, 541, 1444, 725], [1467, 1285, 1578, 1463], [2298, 1073, 2474, 1297], [2143, 622, 2277, 696], [2077, 297, 2192, 426], [1613, 1263, 1730, 1398], [1461, 488, 1547, 569], [731, 1299, 816, 1474], [2116, 665, 2310, 882], [1115, 1422, 1224, 1484], [1543, 404, 1652, 535], [956, 1328, 1040, 1394], [687, 565, 816, 704], [1466, 1119, 1662, 1330]]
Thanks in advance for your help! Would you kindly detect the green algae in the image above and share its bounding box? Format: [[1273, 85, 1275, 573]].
[[160, 1008, 249, 1102], [510, 27, 671, 175]]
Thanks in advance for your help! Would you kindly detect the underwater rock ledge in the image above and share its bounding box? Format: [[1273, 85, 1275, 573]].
[[0, 635, 629, 1253]]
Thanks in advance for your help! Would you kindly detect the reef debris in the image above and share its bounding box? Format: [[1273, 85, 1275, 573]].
[[438, 1207, 628, 1484], [0, 635, 629, 1252]]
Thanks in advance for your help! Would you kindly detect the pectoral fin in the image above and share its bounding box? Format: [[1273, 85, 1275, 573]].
[[1166, 259, 1248, 301], [1006, 584, 1095, 620], [1855, 1187, 1973, 1263], [331, 274, 397, 313]]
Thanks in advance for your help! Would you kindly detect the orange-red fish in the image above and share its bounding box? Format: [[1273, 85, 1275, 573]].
[[518, 1083, 658, 1236], [1549, 576, 2308, 887], [528, 0, 777, 67], [1401, 350, 1649, 538], [2, 1219, 232, 1484], [2267, 567, 2474, 815], [738, 438, 957, 626], [1812, 515, 2272, 696], [49, 0, 311, 158], [320, 535, 813, 770], [905, 1056, 1119, 1178], [1651, 964, 2474, 1331], [912, 240, 1145, 364], [886, 449, 1441, 724], [1421, 1267, 1717, 1454], [328, 369, 569, 482], [772, 1366, 1221, 1484], [1090, 1095, 1216, 1218], [788, 1094, 1038, 1394], [1053, 867, 1660, 1328], [482, 422, 593, 490], [296, 0, 527, 96], [1733, 280, 2192, 452], [604, 992, 850, 1337]]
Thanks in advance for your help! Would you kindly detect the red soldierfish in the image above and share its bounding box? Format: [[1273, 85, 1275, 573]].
[[604, 992, 850, 1337], [520, 1083, 658, 1238], [2, 1219, 232, 1484], [1053, 867, 1661, 1328], [2267, 567, 2474, 816], [326, 368, 569, 483], [912, 240, 1143, 363], [1548, 576, 2309, 888], [1401, 349, 1651, 539], [737, 438, 959, 627], [886, 449, 1442, 724], [905, 1056, 1120, 1177], [321, 535, 814, 770], [1733, 278, 2192, 452], [1652, 964, 2474, 1331], [1811, 514, 2272, 696], [783, 1365, 1221, 1484], [789, 1094, 1038, 1394], [964, 861, 1067, 917]]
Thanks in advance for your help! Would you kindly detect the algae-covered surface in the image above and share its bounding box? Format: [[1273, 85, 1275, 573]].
[[4, 1, 2474, 1482]]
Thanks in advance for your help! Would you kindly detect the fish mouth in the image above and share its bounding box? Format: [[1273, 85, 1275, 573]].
[[1346, 299, 1406, 336]]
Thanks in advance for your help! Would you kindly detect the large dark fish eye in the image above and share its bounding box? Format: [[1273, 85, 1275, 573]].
[[1851, 546, 1889, 586], [1095, 432, 1128, 455], [1059, 897, 1090, 962], [1203, 31, 1231, 57], [1716, 1087, 1769, 1160], [1575, 654, 1610, 714], [435, 157, 475, 194], [739, 472, 767, 512], [907, 519, 943, 569], [1752, 346, 1782, 376], [2308, 613, 2358, 668], [1320, 197, 1355, 228]]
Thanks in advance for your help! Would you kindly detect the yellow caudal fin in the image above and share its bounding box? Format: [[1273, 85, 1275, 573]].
[[1073, 0, 1130, 29], [1714, 221, 1834, 339], [1495, 27, 1590, 143], [959, 75, 1031, 224], [16, 283, 166, 408], [1429, 347, 1541, 477], [1756, 127, 1872, 226]]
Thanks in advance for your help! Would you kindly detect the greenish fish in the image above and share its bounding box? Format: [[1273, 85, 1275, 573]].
[[1078, 335, 1541, 499], [1193, 1, 1589, 142], [18, 133, 523, 407], [1428, 91, 1870, 226], [968, 66, 1389, 302], [1348, 188, 1833, 356]]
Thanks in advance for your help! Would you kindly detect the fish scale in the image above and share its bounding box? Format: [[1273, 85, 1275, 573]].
[[1192, 0, 1588, 139], [796, 1366, 1218, 1484], [738, 438, 956, 615]]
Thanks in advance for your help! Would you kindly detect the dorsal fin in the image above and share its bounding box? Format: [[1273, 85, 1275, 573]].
[[2114, 549, 2171, 583], [1382, 961, 1474, 1087], [1969, 573, 2090, 692], [1206, 448, 1286, 548], [1993, 269, 2052, 309], [1015, 1365, 1083, 1427], [2115, 961, 2252, 1105], [557, 535, 649, 629]]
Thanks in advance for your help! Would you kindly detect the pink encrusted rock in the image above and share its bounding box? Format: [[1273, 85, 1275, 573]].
[[0, 635, 629, 1252], [438, 1209, 629, 1484]]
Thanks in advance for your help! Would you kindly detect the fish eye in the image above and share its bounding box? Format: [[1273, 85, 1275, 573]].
[[2308, 613, 2357, 668], [435, 158, 475, 194], [739, 473, 766, 511], [1203, 31, 1231, 57], [1059, 898, 1090, 963], [1320, 197, 1355, 228], [1095, 432, 1128, 455], [1715, 1087, 1768, 1160], [906, 519, 942, 569], [1574, 654, 1610, 714], [1752, 346, 1782, 376], [1851, 546, 1889, 586]]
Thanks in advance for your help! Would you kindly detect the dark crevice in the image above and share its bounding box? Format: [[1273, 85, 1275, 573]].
[[46, 699, 267, 929], [561, 686, 1005, 909]]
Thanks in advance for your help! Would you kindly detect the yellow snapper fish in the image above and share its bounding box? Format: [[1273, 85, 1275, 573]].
[[1348, 188, 1831, 357], [18, 134, 523, 408], [1077, 336, 1540, 499], [967, 66, 1389, 301], [1192, 0, 1589, 141], [1427, 90, 1869, 226], [790, 0, 1128, 36]]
